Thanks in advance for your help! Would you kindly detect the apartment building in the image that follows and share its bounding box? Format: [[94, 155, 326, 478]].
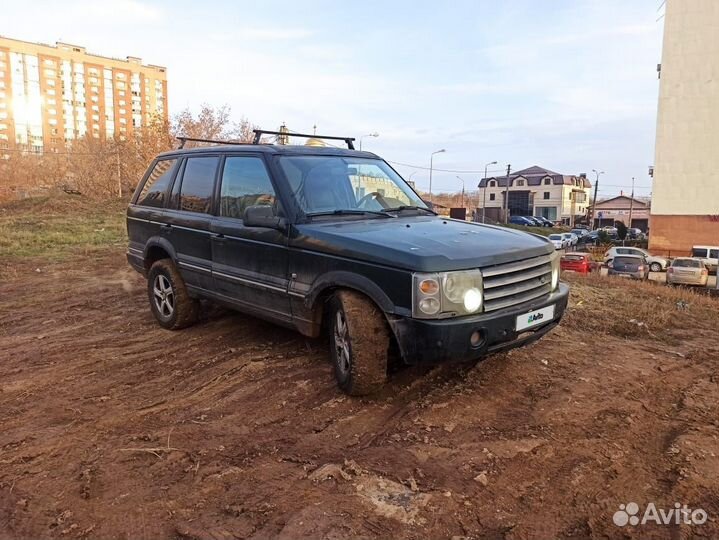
[[478, 165, 592, 224], [650, 0, 719, 253], [0, 35, 167, 153]]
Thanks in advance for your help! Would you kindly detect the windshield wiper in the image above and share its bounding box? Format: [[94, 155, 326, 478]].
[[384, 205, 437, 215], [306, 209, 395, 219]]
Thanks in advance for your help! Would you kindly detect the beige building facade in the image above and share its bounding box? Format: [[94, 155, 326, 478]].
[[478, 165, 592, 224], [0, 35, 167, 153], [650, 0, 719, 254]]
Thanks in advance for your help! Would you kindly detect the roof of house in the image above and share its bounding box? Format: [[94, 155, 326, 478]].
[[479, 165, 591, 188], [593, 195, 650, 208]]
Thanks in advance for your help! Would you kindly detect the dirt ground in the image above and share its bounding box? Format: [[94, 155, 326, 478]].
[[2, 244, 719, 539]]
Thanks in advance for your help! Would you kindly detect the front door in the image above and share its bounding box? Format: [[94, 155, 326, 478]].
[[210, 154, 291, 321]]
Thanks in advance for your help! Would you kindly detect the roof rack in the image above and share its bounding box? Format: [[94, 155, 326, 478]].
[[252, 129, 356, 150], [176, 136, 252, 149]]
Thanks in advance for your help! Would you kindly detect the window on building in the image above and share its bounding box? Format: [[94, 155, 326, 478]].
[[516, 179, 525, 186], [179, 157, 219, 214], [489, 193, 496, 201], [489, 180, 496, 187], [544, 178, 551, 185], [137, 158, 178, 207], [543, 192, 550, 200], [219, 157, 277, 219]]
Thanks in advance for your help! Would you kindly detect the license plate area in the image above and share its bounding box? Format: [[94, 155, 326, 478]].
[[516, 305, 555, 331]]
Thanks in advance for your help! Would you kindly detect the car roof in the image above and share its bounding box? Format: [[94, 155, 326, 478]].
[[614, 254, 645, 259], [156, 144, 380, 160], [673, 257, 702, 262]]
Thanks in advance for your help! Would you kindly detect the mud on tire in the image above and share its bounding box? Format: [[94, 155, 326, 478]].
[[329, 290, 390, 396], [147, 258, 200, 330]]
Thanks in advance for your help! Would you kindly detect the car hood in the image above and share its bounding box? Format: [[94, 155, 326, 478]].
[[291, 216, 553, 272]]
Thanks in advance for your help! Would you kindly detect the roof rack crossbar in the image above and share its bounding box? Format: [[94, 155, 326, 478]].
[[252, 129, 356, 150], [176, 136, 251, 149]]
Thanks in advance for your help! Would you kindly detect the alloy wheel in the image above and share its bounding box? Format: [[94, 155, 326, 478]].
[[153, 274, 175, 317], [334, 310, 351, 377]]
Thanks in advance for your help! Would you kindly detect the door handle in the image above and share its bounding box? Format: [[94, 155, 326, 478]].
[[213, 234, 226, 242]]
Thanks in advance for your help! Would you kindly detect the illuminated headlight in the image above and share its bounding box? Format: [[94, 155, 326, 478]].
[[413, 269, 483, 319], [550, 251, 560, 291]]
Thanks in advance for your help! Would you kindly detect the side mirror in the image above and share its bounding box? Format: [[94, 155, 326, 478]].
[[243, 205, 284, 229]]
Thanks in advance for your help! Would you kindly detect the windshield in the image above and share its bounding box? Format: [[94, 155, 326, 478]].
[[278, 155, 427, 215]]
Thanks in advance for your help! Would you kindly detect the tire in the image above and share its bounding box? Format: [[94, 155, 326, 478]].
[[147, 258, 200, 330], [328, 290, 390, 396], [650, 262, 662, 273]]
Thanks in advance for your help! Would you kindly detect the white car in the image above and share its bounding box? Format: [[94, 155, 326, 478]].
[[561, 232, 577, 247], [548, 233, 565, 250], [603, 247, 668, 272], [691, 245, 719, 273]]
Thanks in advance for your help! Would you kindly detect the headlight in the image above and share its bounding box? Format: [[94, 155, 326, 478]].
[[413, 269, 483, 319], [550, 251, 560, 291]]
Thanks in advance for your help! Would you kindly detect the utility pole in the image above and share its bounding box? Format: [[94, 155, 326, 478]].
[[455, 175, 465, 209], [503, 164, 511, 224], [481, 160, 497, 223], [628, 176, 635, 231], [590, 169, 604, 230]]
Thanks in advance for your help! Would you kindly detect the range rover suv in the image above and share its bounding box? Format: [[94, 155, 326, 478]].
[[127, 131, 569, 395]]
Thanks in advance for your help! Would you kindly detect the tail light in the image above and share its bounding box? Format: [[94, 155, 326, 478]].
[[608, 262, 614, 269], [701, 269, 708, 276], [667, 267, 674, 274], [638, 265, 645, 272]]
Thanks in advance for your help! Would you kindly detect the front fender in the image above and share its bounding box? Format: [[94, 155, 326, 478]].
[[305, 271, 399, 315]]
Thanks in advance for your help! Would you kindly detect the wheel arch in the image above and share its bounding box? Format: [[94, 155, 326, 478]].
[[143, 237, 177, 272], [303, 271, 398, 338]]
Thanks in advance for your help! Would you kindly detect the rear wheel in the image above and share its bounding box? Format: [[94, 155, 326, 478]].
[[147, 258, 199, 330], [650, 262, 662, 273], [329, 290, 389, 396]]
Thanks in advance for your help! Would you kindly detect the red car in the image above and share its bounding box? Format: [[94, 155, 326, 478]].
[[560, 252, 593, 274]]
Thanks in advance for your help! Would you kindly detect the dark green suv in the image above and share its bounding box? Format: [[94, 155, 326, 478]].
[[127, 132, 569, 395]]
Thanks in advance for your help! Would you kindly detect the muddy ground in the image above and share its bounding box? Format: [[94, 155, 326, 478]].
[[1, 246, 719, 540]]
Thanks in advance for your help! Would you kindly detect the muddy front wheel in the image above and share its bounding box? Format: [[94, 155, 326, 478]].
[[329, 290, 390, 396]]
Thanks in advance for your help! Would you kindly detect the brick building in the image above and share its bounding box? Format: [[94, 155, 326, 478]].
[[0, 35, 167, 153]]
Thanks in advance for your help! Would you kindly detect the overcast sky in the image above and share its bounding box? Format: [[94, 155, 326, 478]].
[[1, 0, 665, 198]]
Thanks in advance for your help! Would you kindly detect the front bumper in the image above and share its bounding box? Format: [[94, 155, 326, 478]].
[[388, 282, 569, 364]]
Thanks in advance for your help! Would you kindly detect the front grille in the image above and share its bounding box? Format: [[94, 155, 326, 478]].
[[482, 254, 553, 312]]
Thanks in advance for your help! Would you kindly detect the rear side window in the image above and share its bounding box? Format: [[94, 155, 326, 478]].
[[137, 158, 177, 207], [710, 249, 719, 259], [219, 156, 277, 219], [179, 157, 219, 214], [692, 248, 708, 258]]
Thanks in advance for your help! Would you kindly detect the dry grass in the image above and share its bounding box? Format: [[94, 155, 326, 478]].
[[562, 272, 718, 343], [0, 193, 127, 261]]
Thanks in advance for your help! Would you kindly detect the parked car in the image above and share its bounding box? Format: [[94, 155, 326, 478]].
[[601, 226, 618, 235], [509, 215, 533, 226], [126, 133, 568, 395], [627, 227, 646, 240], [560, 252, 593, 274], [548, 233, 565, 250], [570, 228, 588, 240], [534, 216, 554, 227], [584, 230, 600, 243], [561, 232, 577, 247], [607, 254, 649, 280], [667, 258, 709, 287], [691, 245, 719, 274], [603, 247, 668, 272], [521, 216, 542, 226]]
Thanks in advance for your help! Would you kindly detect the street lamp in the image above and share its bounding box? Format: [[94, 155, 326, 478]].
[[429, 149, 446, 204], [590, 169, 604, 230], [455, 176, 466, 209], [481, 160, 497, 223], [359, 132, 379, 151]]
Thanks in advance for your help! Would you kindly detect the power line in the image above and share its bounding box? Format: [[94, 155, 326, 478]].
[[388, 160, 506, 174]]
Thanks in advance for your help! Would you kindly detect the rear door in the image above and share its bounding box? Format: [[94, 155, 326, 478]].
[[163, 155, 220, 290], [210, 154, 291, 320]]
